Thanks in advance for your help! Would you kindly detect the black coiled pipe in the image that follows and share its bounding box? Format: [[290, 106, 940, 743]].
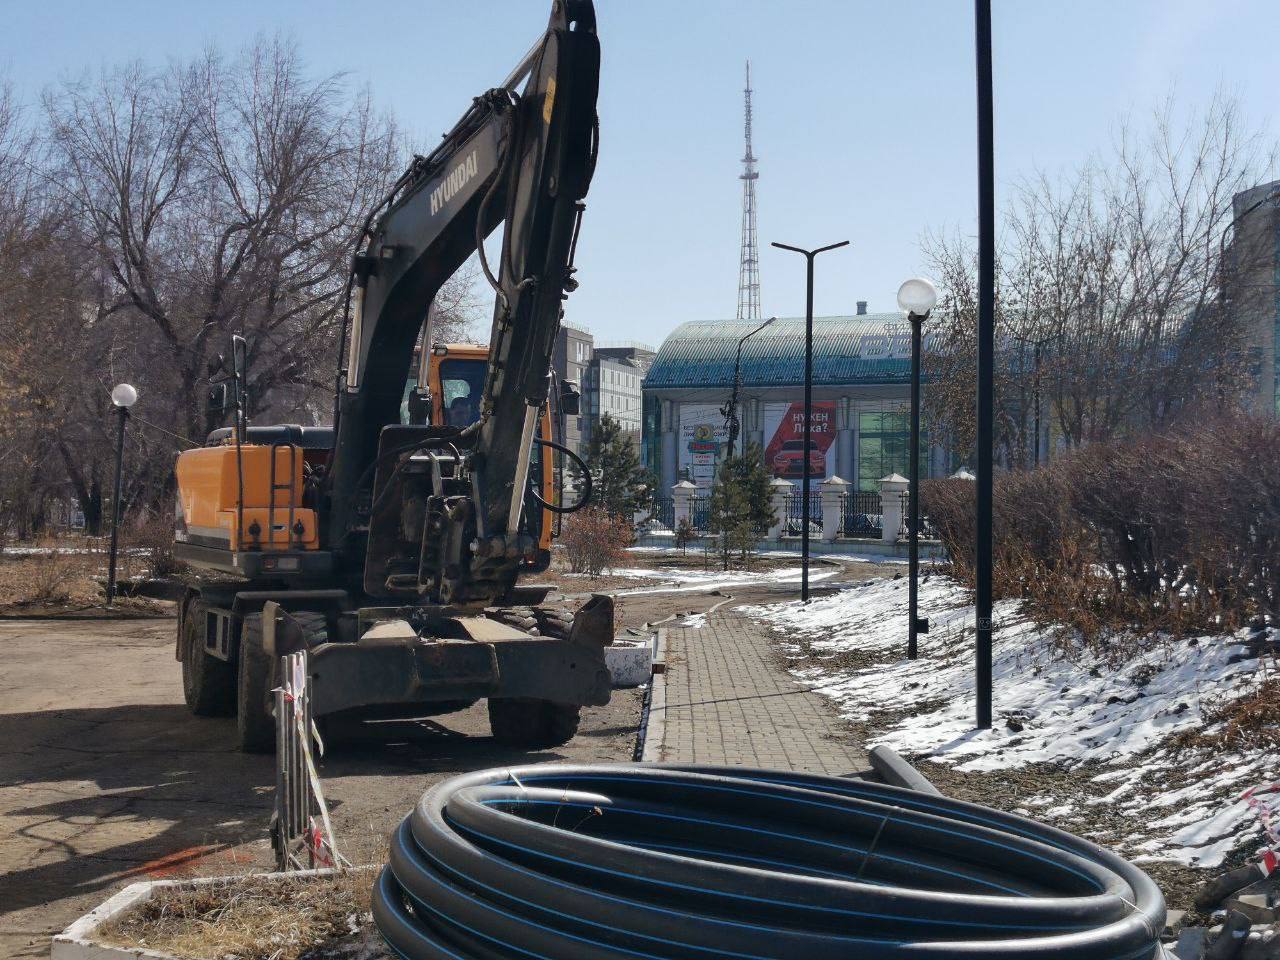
[[373, 763, 1165, 960]]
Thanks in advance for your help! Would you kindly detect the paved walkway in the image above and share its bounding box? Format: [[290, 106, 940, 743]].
[[645, 607, 866, 776]]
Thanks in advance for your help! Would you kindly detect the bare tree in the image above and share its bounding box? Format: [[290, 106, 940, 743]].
[[924, 96, 1274, 467], [42, 41, 410, 504]]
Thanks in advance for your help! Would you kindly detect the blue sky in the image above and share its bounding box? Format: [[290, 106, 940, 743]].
[[6, 1, 1277, 346]]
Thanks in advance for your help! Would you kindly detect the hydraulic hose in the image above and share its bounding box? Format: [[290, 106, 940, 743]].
[[530, 437, 591, 514], [372, 763, 1165, 960]]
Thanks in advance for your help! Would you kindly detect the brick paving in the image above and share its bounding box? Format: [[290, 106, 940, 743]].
[[647, 607, 866, 775]]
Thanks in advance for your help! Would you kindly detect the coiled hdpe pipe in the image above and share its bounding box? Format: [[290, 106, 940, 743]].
[[373, 763, 1165, 960]]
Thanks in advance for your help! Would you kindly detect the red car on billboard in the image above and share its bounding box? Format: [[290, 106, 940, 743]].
[[772, 438, 826, 478], [765, 402, 835, 478]]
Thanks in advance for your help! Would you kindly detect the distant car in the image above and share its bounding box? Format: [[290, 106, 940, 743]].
[[772, 439, 825, 478]]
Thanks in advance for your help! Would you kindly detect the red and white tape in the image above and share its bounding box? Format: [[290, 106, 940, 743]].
[[1241, 781, 1280, 876]]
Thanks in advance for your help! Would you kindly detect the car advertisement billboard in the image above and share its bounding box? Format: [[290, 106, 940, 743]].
[[763, 401, 836, 480]]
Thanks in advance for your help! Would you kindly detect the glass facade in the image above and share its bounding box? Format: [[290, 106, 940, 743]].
[[643, 394, 661, 472], [857, 411, 926, 492]]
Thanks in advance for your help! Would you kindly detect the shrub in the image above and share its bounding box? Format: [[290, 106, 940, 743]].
[[132, 513, 187, 579], [673, 516, 695, 553], [24, 551, 77, 604], [921, 410, 1280, 646], [560, 507, 631, 577]]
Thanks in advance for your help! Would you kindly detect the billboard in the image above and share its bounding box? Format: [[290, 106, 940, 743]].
[[677, 401, 839, 486], [762, 401, 836, 480], [677, 404, 729, 486]]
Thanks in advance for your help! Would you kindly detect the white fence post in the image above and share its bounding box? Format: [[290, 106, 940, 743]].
[[671, 480, 696, 528], [768, 478, 792, 540], [879, 473, 909, 544], [820, 475, 849, 542]]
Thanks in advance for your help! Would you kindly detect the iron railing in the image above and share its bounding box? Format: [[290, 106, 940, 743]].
[[782, 492, 823, 536], [898, 491, 938, 539], [840, 491, 883, 538], [649, 498, 675, 530], [690, 496, 712, 531]]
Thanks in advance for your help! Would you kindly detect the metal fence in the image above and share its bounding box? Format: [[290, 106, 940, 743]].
[[897, 491, 938, 539], [782, 492, 823, 536], [839, 491, 883, 538], [691, 496, 712, 531], [649, 498, 675, 530]]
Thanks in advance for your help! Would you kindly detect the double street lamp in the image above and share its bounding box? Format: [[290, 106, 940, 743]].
[[105, 383, 138, 606], [771, 240, 849, 602], [897, 278, 937, 661]]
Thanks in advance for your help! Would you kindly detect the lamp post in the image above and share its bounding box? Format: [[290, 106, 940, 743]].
[[719, 316, 776, 572], [771, 240, 849, 602], [722, 316, 776, 463], [897, 277, 937, 660], [105, 383, 138, 606], [974, 0, 996, 729]]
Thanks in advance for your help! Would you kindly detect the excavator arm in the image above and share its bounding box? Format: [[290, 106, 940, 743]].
[[327, 0, 599, 606]]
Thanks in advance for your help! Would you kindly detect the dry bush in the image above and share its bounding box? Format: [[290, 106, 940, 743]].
[[1169, 677, 1280, 754], [23, 551, 78, 604], [560, 507, 632, 577], [132, 512, 186, 579], [921, 411, 1280, 650]]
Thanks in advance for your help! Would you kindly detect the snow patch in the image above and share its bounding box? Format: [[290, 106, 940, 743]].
[[742, 574, 1275, 869]]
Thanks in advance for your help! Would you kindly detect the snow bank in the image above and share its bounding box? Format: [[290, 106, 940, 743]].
[[742, 574, 1275, 869]]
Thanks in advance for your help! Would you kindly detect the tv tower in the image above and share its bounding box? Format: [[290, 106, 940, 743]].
[[736, 60, 761, 321]]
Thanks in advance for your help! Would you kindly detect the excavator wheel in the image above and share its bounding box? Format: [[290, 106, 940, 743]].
[[237, 610, 329, 754], [181, 598, 235, 716], [488, 697, 581, 749]]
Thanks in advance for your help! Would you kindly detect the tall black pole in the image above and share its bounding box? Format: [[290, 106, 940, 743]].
[[974, 0, 995, 729], [908, 311, 924, 660], [105, 406, 129, 607], [802, 255, 814, 602], [772, 242, 849, 603]]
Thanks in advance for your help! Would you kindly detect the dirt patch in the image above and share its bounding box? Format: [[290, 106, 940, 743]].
[[98, 870, 379, 960]]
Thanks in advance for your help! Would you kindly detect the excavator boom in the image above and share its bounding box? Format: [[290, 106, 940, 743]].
[[328, 0, 598, 605]]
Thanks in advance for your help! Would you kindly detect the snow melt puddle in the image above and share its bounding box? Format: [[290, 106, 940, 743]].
[[742, 575, 1276, 869]]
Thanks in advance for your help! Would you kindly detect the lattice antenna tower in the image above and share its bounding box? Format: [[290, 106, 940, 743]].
[[736, 60, 761, 321]]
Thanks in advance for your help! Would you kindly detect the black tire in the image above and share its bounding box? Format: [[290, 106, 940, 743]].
[[488, 697, 581, 748], [236, 610, 331, 754], [236, 613, 276, 753], [181, 599, 235, 716]]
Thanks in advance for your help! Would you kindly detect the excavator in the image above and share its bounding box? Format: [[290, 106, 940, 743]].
[[172, 0, 608, 753]]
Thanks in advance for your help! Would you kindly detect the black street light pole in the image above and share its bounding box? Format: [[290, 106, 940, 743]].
[[772, 240, 849, 602], [722, 316, 776, 464], [720, 316, 776, 572], [897, 278, 937, 661], [974, 0, 996, 730], [105, 383, 138, 606]]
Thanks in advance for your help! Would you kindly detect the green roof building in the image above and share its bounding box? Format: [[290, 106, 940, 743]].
[[643, 311, 947, 492]]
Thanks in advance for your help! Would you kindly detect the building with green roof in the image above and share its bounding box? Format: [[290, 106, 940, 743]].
[[643, 311, 948, 492]]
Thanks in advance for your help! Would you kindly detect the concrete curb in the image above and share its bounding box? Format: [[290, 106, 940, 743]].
[[51, 867, 373, 960], [638, 627, 668, 762]]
